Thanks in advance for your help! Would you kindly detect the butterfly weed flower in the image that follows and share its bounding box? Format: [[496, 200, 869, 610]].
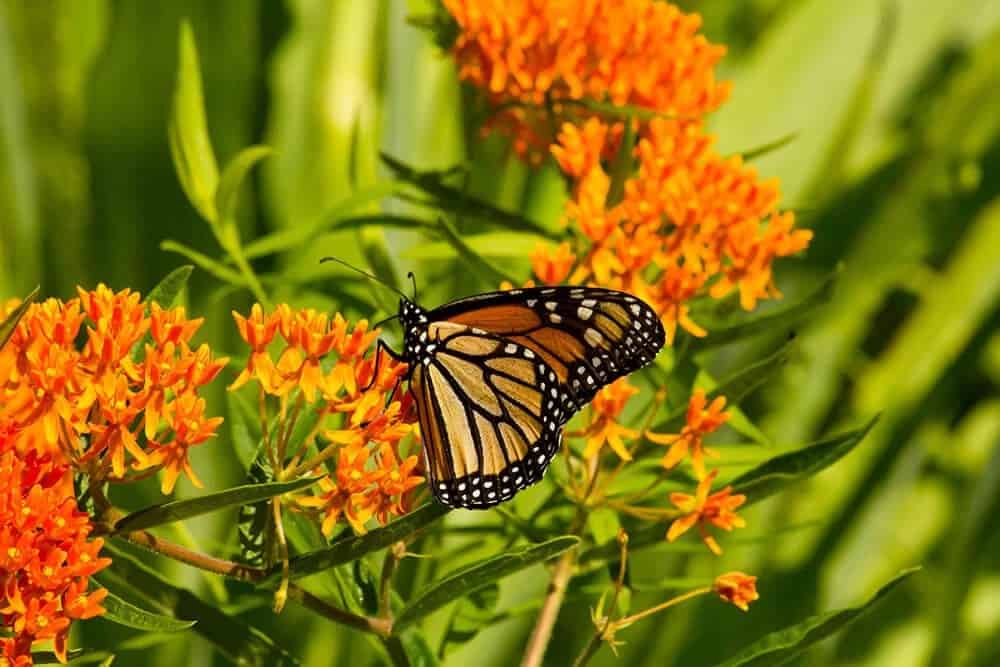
[[576, 378, 641, 462], [0, 286, 227, 491], [667, 469, 746, 556], [714, 571, 759, 612], [230, 304, 421, 537], [647, 388, 729, 479], [0, 424, 109, 665]]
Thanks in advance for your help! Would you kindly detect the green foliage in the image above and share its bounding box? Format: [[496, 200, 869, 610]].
[[0, 285, 37, 349], [3, 2, 999, 666]]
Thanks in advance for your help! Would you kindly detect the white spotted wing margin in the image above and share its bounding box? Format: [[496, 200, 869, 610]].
[[411, 327, 576, 509]]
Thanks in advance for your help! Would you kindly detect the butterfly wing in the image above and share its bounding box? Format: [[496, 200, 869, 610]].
[[431, 286, 665, 405], [411, 322, 573, 508]]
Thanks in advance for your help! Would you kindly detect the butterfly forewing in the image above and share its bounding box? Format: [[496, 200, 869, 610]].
[[410, 322, 571, 508], [436, 286, 665, 405]]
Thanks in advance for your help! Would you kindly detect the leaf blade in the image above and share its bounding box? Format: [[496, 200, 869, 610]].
[[393, 536, 579, 631], [113, 477, 319, 534], [144, 265, 194, 308], [215, 145, 273, 224], [99, 589, 196, 633], [0, 286, 38, 350], [716, 568, 919, 667]]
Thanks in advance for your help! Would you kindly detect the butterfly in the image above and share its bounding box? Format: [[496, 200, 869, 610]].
[[384, 285, 666, 509]]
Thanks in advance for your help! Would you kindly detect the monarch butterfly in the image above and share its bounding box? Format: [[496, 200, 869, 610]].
[[321, 259, 666, 509]]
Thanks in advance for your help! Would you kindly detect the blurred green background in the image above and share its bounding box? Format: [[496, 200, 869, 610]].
[[2, 0, 1000, 665]]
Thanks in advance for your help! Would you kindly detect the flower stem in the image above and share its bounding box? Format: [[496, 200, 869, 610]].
[[519, 544, 577, 667], [287, 584, 392, 637], [283, 440, 339, 480], [115, 528, 265, 583]]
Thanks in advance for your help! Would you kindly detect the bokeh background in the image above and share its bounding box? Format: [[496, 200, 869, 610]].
[[2, 1, 1000, 665]]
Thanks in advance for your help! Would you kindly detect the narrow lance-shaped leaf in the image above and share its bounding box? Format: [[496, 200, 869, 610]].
[[0, 286, 38, 350], [168, 21, 219, 224], [393, 536, 579, 631], [144, 265, 193, 308], [273, 502, 451, 583], [160, 240, 246, 286], [686, 274, 836, 353], [98, 588, 196, 632], [113, 477, 319, 534], [215, 145, 272, 225], [729, 416, 879, 503], [99, 544, 297, 666], [432, 217, 518, 287], [716, 568, 919, 667]]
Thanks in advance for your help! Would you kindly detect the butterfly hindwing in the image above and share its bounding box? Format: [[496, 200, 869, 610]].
[[409, 322, 574, 508]]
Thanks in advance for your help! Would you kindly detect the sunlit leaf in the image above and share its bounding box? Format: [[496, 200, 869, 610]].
[[432, 217, 517, 286], [716, 568, 919, 667], [393, 536, 579, 631], [439, 584, 499, 657], [100, 589, 196, 632], [740, 132, 799, 161], [100, 544, 297, 666], [687, 274, 836, 353], [144, 265, 193, 308], [168, 21, 219, 224], [160, 240, 245, 286], [276, 503, 451, 583], [403, 231, 546, 260], [0, 286, 37, 350], [113, 477, 319, 534], [215, 145, 272, 224], [729, 416, 879, 502]]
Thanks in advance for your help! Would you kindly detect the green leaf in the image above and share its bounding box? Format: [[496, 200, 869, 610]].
[[439, 583, 499, 657], [227, 391, 261, 472], [716, 568, 919, 667], [276, 503, 451, 583], [729, 416, 880, 503], [168, 21, 219, 223], [144, 265, 193, 308], [687, 274, 836, 353], [240, 182, 409, 260], [0, 286, 37, 350], [432, 217, 517, 286], [160, 239, 246, 286], [113, 477, 319, 534], [215, 145, 272, 224], [100, 589, 196, 632], [393, 536, 579, 631], [100, 544, 296, 666], [403, 231, 545, 260], [380, 153, 559, 239], [740, 132, 799, 162]]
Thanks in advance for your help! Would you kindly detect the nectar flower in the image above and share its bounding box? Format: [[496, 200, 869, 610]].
[[714, 572, 759, 611], [647, 389, 729, 479], [666, 469, 746, 555], [580, 378, 641, 461], [0, 424, 109, 664], [0, 286, 226, 492], [530, 242, 576, 286]]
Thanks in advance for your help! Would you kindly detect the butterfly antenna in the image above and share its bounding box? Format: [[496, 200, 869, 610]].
[[319, 256, 409, 301], [372, 313, 400, 330]]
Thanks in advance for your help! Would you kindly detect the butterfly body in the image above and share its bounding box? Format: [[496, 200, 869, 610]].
[[395, 286, 665, 509]]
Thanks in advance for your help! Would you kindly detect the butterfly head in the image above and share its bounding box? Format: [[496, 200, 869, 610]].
[[398, 298, 429, 361]]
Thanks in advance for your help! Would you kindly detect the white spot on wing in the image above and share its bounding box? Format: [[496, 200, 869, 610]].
[[577, 306, 593, 320]]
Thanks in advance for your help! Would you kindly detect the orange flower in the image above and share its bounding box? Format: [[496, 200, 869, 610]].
[[0, 286, 226, 491], [714, 572, 759, 611], [444, 0, 729, 158], [647, 389, 729, 479], [579, 378, 641, 460], [230, 303, 281, 392], [0, 424, 109, 664], [530, 242, 576, 285], [650, 265, 708, 345], [298, 445, 383, 536], [666, 469, 746, 555]]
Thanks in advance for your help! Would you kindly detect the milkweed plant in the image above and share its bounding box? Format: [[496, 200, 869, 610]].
[[0, 2, 915, 666]]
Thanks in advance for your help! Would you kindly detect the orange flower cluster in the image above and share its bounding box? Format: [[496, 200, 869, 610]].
[[444, 0, 730, 158], [445, 1, 811, 341], [667, 469, 746, 556], [230, 305, 423, 535], [648, 388, 729, 479], [0, 286, 227, 493], [0, 424, 109, 665]]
